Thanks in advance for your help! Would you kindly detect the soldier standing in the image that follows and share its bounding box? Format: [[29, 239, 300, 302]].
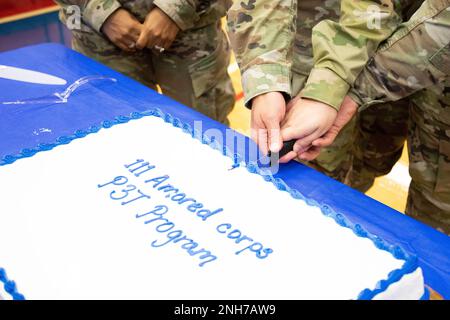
[[305, 1, 450, 233], [56, 0, 235, 124]]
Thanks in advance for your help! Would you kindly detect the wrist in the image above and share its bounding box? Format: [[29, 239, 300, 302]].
[[251, 91, 288, 110], [85, 0, 122, 33], [153, 0, 199, 30], [252, 92, 284, 107], [347, 91, 363, 109], [101, 8, 125, 33]]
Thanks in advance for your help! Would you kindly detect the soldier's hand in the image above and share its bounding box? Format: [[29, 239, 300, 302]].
[[279, 98, 337, 163], [251, 92, 286, 156], [136, 7, 180, 51], [101, 9, 143, 52], [299, 96, 359, 161]]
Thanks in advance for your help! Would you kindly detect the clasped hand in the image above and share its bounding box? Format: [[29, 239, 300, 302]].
[[251, 93, 358, 163], [101, 7, 180, 52]]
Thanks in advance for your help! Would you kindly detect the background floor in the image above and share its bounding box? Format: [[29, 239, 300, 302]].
[[0, 8, 411, 213]]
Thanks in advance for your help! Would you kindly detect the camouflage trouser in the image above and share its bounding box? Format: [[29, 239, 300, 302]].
[[406, 82, 450, 234], [71, 20, 235, 125], [293, 74, 450, 235], [292, 71, 409, 192], [347, 101, 409, 192]]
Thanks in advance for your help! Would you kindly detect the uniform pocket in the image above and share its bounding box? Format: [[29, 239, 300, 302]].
[[71, 26, 117, 54], [434, 138, 450, 194], [188, 37, 229, 98], [429, 43, 450, 76]]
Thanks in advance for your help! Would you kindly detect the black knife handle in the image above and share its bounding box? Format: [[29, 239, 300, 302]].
[[278, 139, 297, 158], [268, 139, 296, 164]]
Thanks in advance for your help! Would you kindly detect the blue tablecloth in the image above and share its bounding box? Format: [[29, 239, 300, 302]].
[[1, 43, 449, 298]]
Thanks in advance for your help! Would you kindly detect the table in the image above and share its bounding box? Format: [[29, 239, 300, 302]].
[[0, 0, 57, 22], [1, 43, 449, 298]]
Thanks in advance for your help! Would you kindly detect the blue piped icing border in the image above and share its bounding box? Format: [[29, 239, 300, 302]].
[[0, 268, 25, 300], [0, 108, 421, 300]]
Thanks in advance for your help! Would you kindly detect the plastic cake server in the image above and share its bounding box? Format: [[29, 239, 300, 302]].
[[1, 76, 117, 105], [0, 65, 67, 85]]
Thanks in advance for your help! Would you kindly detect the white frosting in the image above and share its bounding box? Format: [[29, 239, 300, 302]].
[[0, 116, 424, 299], [373, 268, 425, 300], [0, 284, 8, 301]]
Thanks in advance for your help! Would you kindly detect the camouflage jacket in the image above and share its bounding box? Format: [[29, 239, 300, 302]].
[[228, 0, 407, 110], [55, 0, 231, 34], [350, 0, 450, 109]]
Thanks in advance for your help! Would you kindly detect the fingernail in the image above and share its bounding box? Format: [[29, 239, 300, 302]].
[[270, 142, 280, 152]]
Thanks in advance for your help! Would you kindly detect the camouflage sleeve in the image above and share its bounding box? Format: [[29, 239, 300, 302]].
[[55, 0, 122, 33], [227, 0, 297, 107], [350, 1, 450, 109], [153, 0, 200, 31], [301, 0, 403, 110]]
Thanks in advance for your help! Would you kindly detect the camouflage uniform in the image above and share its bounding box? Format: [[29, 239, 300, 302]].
[[227, 1, 409, 187], [350, 1, 450, 234], [56, 0, 235, 124], [321, 2, 426, 191]]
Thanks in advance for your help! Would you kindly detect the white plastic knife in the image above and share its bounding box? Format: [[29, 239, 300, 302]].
[[0, 65, 67, 85]]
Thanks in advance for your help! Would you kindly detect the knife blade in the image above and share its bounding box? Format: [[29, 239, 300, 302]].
[[0, 65, 67, 85]]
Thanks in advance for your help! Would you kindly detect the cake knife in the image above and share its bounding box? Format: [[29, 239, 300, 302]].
[[0, 65, 67, 85], [229, 139, 297, 170], [267, 139, 297, 166]]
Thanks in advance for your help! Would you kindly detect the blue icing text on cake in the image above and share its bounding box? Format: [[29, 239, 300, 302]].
[[96, 158, 274, 267]]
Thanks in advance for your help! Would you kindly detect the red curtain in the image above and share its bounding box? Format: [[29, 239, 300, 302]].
[[0, 0, 57, 19]]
